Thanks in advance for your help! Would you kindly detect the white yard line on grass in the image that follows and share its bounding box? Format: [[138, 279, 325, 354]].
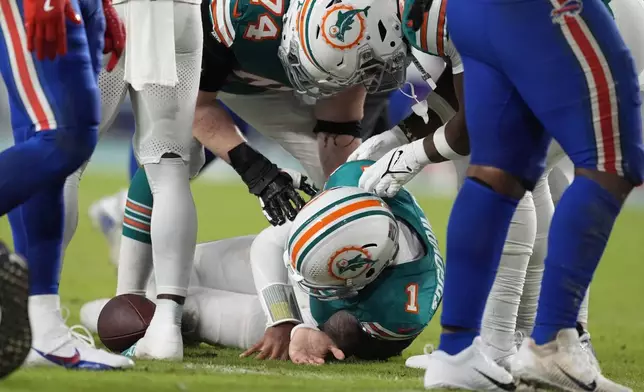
[[182, 363, 413, 384]]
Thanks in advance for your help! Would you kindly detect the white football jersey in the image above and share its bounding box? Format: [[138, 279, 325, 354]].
[[403, 0, 463, 74]]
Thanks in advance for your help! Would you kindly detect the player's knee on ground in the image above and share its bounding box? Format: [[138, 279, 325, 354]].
[[321, 311, 413, 360], [466, 165, 527, 200]]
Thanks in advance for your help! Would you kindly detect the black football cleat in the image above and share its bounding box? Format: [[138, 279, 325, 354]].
[[0, 241, 30, 379]]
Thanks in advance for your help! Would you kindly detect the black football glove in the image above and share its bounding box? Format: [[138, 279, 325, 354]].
[[280, 168, 319, 198], [229, 143, 318, 226]]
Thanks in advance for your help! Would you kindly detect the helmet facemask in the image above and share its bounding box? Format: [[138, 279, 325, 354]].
[[291, 242, 400, 301], [278, 0, 408, 98], [286, 187, 401, 301]]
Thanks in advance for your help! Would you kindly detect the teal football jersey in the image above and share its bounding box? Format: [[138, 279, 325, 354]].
[[309, 161, 445, 341], [209, 0, 292, 94]]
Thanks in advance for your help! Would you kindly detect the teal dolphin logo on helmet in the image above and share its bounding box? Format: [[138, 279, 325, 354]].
[[336, 253, 373, 275], [329, 6, 371, 42]]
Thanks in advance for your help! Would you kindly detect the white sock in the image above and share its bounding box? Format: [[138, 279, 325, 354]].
[[578, 289, 590, 327], [144, 159, 197, 299], [116, 237, 153, 296], [29, 294, 66, 341], [482, 193, 536, 350], [517, 175, 553, 336], [117, 182, 154, 295], [149, 299, 183, 330], [547, 159, 573, 205], [62, 166, 86, 251]]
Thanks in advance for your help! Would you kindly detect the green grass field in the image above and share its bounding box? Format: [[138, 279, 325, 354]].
[[0, 172, 642, 392]]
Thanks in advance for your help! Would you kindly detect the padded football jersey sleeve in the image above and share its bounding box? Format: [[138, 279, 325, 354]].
[[402, 0, 449, 57], [444, 39, 463, 75], [200, 0, 237, 92]]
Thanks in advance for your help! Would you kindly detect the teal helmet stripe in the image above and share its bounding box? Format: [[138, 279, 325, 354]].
[[287, 192, 378, 250], [303, 0, 326, 72], [296, 210, 396, 270]]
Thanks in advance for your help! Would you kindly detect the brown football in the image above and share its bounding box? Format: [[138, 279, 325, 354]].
[[97, 294, 156, 353]]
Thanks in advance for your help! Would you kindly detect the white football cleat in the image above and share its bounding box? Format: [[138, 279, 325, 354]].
[[25, 323, 134, 370], [79, 299, 110, 335], [88, 190, 127, 267], [123, 324, 183, 361], [405, 338, 518, 373], [423, 337, 517, 391], [579, 330, 601, 373], [483, 331, 524, 372], [512, 329, 631, 392], [405, 344, 433, 369]]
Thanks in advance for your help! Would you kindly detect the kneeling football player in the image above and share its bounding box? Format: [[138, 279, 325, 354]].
[[81, 160, 444, 363]]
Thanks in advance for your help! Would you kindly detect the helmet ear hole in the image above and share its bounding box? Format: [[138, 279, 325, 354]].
[[366, 268, 375, 279], [378, 20, 387, 42]]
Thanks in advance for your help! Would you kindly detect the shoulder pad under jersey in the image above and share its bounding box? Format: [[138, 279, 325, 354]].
[[402, 0, 449, 57], [210, 0, 236, 47]]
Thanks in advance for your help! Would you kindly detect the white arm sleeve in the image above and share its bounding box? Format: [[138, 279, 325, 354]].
[[250, 223, 292, 291], [445, 39, 464, 75], [251, 222, 308, 327]]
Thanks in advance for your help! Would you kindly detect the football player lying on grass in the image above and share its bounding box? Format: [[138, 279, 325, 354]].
[[81, 160, 444, 364]]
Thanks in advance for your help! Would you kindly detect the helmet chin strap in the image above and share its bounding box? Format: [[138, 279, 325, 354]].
[[410, 54, 437, 90]]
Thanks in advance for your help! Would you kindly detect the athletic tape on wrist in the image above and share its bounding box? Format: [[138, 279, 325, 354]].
[[433, 124, 464, 161], [260, 283, 303, 327]]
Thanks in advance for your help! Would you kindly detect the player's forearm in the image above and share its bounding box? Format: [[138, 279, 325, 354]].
[[317, 134, 361, 177], [405, 71, 469, 163], [314, 86, 366, 176], [396, 110, 468, 164], [423, 71, 469, 162], [250, 225, 291, 290], [192, 92, 245, 164], [251, 225, 304, 327], [421, 112, 469, 163]]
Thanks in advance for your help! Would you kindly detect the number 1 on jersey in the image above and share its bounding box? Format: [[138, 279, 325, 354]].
[[405, 283, 419, 314]]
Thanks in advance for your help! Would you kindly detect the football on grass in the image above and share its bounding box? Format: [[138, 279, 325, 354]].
[[97, 294, 155, 353]]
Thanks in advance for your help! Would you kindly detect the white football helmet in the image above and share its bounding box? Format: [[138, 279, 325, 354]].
[[278, 0, 408, 97], [285, 186, 399, 300]]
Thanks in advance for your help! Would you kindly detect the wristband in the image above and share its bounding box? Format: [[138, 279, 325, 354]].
[[290, 323, 320, 340], [433, 124, 465, 161], [228, 143, 279, 195], [411, 138, 431, 166], [261, 283, 303, 328], [313, 120, 362, 137]]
